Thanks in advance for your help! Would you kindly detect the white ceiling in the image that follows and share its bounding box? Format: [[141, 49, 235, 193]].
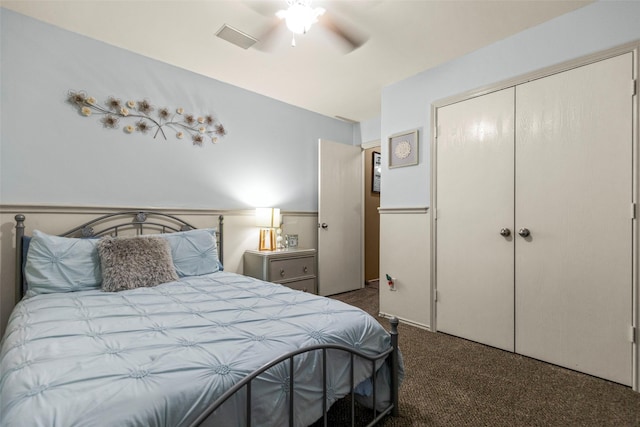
[[2, 0, 593, 122]]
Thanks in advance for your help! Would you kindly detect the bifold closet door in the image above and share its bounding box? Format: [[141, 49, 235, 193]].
[[436, 88, 515, 351], [515, 53, 633, 385]]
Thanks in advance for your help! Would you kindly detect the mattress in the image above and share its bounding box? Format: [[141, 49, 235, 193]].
[[0, 272, 393, 426]]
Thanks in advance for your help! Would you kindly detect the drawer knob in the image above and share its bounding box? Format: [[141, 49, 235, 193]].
[[280, 269, 285, 277], [303, 266, 308, 273]]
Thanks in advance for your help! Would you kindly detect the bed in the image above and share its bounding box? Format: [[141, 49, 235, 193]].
[[0, 211, 401, 426]]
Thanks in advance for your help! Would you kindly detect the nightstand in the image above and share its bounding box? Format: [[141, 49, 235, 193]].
[[243, 248, 317, 294]]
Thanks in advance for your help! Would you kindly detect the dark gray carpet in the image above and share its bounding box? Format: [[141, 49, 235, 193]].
[[323, 285, 640, 427]]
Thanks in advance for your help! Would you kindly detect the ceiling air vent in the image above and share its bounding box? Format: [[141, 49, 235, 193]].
[[216, 24, 258, 50]]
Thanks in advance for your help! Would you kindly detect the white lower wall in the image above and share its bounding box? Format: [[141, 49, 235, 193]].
[[379, 208, 431, 329], [0, 205, 318, 335]]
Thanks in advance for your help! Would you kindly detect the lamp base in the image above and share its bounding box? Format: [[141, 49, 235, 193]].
[[259, 228, 276, 251]]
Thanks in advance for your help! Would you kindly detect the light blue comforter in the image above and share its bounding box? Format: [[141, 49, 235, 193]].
[[0, 272, 393, 426]]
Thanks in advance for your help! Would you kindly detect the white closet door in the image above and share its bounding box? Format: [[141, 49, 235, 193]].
[[515, 53, 633, 385], [436, 88, 515, 351]]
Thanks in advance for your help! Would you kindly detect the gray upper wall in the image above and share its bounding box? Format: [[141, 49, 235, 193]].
[[380, 0, 640, 209], [0, 8, 356, 212]]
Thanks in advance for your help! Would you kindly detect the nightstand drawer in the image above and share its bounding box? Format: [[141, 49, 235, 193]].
[[269, 256, 315, 281], [244, 248, 317, 295], [284, 278, 315, 293]]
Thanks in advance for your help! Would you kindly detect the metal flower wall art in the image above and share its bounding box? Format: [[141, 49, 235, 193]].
[[67, 90, 226, 146]]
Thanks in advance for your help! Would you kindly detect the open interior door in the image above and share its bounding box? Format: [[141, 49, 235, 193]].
[[318, 139, 363, 296]]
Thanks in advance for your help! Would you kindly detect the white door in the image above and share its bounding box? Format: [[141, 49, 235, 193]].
[[435, 88, 516, 351], [318, 139, 363, 296], [515, 53, 634, 385]]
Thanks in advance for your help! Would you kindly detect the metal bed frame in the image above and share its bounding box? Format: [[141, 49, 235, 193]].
[[14, 211, 224, 301], [190, 328, 399, 427], [13, 211, 400, 426]]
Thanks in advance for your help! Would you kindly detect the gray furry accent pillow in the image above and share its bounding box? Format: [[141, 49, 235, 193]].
[[97, 236, 179, 292]]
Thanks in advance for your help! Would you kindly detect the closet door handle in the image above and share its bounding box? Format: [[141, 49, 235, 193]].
[[499, 228, 511, 237], [518, 228, 531, 238]]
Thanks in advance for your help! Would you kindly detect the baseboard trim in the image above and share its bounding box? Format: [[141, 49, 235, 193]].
[[378, 312, 431, 331]]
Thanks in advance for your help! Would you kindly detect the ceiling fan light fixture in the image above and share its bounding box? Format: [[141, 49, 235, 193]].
[[277, 1, 325, 35]]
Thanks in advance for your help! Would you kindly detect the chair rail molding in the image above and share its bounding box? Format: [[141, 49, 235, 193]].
[[378, 207, 429, 215]]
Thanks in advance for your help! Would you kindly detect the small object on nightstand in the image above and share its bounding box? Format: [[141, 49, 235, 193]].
[[286, 234, 298, 248], [276, 228, 284, 249], [244, 248, 316, 294]]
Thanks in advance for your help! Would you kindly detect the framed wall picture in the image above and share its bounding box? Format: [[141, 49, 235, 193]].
[[372, 151, 381, 193], [388, 129, 418, 168]]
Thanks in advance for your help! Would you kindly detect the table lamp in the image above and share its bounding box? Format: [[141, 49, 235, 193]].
[[256, 207, 280, 251]]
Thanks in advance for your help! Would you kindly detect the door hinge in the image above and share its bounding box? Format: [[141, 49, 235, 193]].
[[434, 290, 439, 302], [632, 203, 637, 219], [630, 326, 637, 343], [632, 79, 637, 97]]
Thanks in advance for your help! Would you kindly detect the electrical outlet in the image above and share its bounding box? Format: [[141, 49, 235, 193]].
[[385, 274, 397, 291]]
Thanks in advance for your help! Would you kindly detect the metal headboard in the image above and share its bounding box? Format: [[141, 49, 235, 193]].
[[14, 211, 224, 301]]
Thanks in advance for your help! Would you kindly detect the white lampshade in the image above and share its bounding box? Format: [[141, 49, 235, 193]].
[[255, 208, 281, 228]]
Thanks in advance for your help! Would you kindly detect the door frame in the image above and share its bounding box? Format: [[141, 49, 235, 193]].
[[362, 140, 382, 285], [430, 40, 640, 391]]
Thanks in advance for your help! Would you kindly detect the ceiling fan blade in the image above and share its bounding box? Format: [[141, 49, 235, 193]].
[[247, 1, 369, 54], [319, 12, 368, 52], [243, 1, 282, 18], [253, 17, 287, 52]]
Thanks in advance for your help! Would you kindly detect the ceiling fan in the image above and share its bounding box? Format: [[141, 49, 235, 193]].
[[276, 0, 325, 46], [253, 0, 368, 52]]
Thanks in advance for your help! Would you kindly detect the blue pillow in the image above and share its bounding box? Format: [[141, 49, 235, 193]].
[[25, 230, 102, 294], [161, 228, 220, 277]]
